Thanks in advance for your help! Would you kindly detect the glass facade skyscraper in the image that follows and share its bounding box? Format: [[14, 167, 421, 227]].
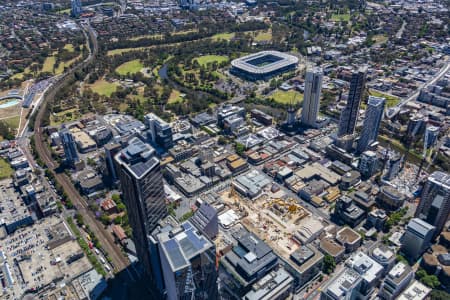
[[338, 66, 368, 137], [114, 137, 167, 278]]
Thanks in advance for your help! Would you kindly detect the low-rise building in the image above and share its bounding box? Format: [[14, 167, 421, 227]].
[[287, 245, 324, 287], [380, 262, 414, 300], [168, 142, 195, 162], [345, 251, 383, 298], [319, 238, 345, 263], [335, 196, 365, 227], [223, 229, 278, 290], [243, 268, 293, 300], [367, 209, 387, 230], [320, 267, 362, 300], [100, 198, 118, 214], [250, 109, 273, 126], [340, 170, 361, 190], [336, 227, 362, 253], [349, 190, 375, 211], [294, 216, 324, 244], [330, 160, 352, 176], [397, 280, 431, 300], [377, 185, 406, 211], [77, 170, 104, 196], [233, 170, 271, 199], [71, 128, 96, 153], [369, 243, 396, 273]]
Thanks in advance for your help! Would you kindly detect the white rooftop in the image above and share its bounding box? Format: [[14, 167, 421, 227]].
[[346, 251, 383, 284], [398, 280, 431, 300], [326, 268, 361, 299]]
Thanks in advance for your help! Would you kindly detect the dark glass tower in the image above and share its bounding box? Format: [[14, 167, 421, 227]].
[[115, 137, 168, 276], [338, 66, 368, 137]]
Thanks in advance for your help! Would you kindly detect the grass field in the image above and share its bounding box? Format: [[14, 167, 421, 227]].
[[0, 159, 13, 180], [42, 55, 79, 75], [253, 30, 272, 42], [168, 90, 183, 104], [331, 13, 350, 22], [369, 90, 400, 107], [119, 103, 128, 112], [11, 69, 29, 80], [193, 55, 229, 67], [115, 59, 144, 75], [270, 89, 303, 104], [211, 32, 235, 41], [64, 44, 75, 52], [130, 34, 163, 41], [107, 46, 151, 56], [42, 56, 57, 73], [88, 79, 119, 97], [55, 56, 80, 74], [3, 116, 20, 129], [50, 108, 81, 126], [57, 8, 71, 14], [372, 34, 388, 44]]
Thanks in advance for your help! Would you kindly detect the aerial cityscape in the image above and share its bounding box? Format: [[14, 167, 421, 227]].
[[0, 0, 449, 299]]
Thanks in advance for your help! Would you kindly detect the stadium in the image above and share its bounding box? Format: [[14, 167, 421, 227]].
[[231, 51, 299, 81]]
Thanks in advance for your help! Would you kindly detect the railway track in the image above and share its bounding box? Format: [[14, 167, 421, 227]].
[[32, 23, 130, 272]]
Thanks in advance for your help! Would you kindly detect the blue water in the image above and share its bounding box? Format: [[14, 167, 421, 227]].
[[0, 99, 19, 108]]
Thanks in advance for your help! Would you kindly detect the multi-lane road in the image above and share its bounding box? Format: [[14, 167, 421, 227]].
[[386, 59, 450, 119], [28, 22, 130, 273]]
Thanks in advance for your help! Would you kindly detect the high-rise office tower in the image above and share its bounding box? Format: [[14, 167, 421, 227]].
[[415, 171, 450, 238], [157, 221, 218, 300], [359, 150, 379, 179], [338, 66, 368, 137], [115, 137, 167, 276], [400, 218, 435, 261], [301, 67, 323, 127], [144, 113, 174, 149], [60, 128, 79, 166], [70, 0, 82, 17], [404, 113, 426, 145], [104, 142, 121, 183], [385, 151, 402, 181], [423, 125, 439, 155], [356, 96, 385, 153]]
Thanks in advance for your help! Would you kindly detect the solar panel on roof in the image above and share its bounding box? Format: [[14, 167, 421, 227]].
[[182, 222, 192, 230], [186, 229, 205, 250], [164, 239, 187, 269]]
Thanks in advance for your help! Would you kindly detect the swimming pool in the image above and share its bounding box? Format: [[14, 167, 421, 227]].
[[0, 99, 19, 109]]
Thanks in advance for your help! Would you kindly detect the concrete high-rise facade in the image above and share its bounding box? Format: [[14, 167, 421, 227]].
[[415, 171, 450, 238], [356, 96, 385, 153], [71, 0, 82, 17], [338, 66, 368, 137], [301, 67, 323, 127], [60, 128, 79, 166], [359, 150, 379, 179], [385, 151, 402, 181], [115, 137, 167, 277]]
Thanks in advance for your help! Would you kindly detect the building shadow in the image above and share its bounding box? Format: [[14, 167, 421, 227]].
[[100, 262, 162, 300]]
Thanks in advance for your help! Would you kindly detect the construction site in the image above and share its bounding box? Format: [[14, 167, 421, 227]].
[[218, 181, 324, 261]]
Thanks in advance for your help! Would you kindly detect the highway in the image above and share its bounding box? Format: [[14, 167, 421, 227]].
[[386, 59, 450, 119], [29, 22, 130, 272]]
